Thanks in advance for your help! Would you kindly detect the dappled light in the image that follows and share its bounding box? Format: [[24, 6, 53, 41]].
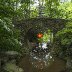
[[0, 0, 72, 72]]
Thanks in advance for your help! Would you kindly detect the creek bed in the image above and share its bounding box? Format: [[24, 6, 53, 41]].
[[18, 52, 66, 72]]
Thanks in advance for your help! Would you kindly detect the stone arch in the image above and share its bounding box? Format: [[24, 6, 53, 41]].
[[16, 18, 68, 50]]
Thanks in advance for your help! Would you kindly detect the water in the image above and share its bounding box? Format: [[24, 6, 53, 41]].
[[18, 51, 66, 72], [30, 52, 53, 69]]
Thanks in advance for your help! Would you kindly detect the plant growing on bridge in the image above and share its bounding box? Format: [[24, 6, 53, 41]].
[[38, 29, 52, 43]]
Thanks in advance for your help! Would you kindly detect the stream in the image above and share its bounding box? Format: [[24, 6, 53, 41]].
[[18, 50, 66, 72]]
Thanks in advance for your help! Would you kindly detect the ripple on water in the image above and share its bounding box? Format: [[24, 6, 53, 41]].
[[30, 52, 54, 69]]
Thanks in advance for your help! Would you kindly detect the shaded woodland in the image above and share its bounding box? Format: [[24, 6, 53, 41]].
[[0, 0, 72, 72]]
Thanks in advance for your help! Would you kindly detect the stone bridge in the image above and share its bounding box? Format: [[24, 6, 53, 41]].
[[15, 18, 67, 52]]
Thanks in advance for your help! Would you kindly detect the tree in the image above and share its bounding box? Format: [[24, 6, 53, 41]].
[[56, 21, 72, 70], [0, 0, 22, 52], [44, 0, 60, 18]]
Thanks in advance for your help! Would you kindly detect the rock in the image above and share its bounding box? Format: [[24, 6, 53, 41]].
[[5, 51, 19, 55], [4, 61, 24, 72]]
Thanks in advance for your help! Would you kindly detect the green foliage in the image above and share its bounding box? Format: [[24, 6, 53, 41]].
[[0, 0, 22, 52], [0, 0, 19, 18], [38, 30, 52, 43], [0, 0, 72, 53], [0, 18, 21, 52], [44, 1, 72, 19], [19, 1, 72, 19], [42, 30, 51, 42], [44, 0, 60, 18], [1, 0, 71, 20], [56, 22, 72, 46], [30, 7, 38, 18], [55, 21, 72, 59], [57, 2, 72, 19]]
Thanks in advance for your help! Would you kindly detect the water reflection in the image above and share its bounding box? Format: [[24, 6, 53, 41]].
[[18, 43, 65, 72], [18, 51, 66, 72], [30, 52, 54, 69]]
